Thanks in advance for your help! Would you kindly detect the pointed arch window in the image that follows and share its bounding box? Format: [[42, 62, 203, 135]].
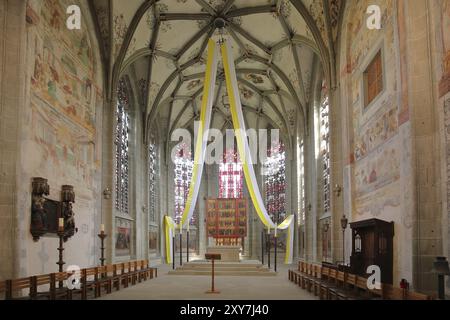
[[115, 79, 130, 215], [148, 130, 158, 223], [263, 142, 287, 224], [297, 138, 305, 226], [218, 149, 243, 199], [174, 143, 193, 225], [320, 93, 331, 214]]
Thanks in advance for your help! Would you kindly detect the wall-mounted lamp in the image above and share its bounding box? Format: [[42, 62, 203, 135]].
[[103, 187, 112, 200], [334, 184, 342, 197], [307, 203, 312, 211]]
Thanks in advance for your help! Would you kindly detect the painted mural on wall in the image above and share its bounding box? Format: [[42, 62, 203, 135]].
[[342, 0, 406, 219], [26, 0, 102, 193], [116, 218, 132, 257], [20, 0, 103, 275]]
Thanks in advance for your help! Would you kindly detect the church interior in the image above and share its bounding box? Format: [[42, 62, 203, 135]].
[[1, 0, 450, 301]]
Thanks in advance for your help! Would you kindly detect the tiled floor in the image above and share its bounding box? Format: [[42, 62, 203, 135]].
[[98, 262, 317, 300]]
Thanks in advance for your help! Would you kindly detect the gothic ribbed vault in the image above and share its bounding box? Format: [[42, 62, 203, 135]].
[[89, 0, 344, 151]]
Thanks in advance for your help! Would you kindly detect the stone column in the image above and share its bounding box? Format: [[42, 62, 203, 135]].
[[0, 0, 27, 280], [404, 0, 443, 293]]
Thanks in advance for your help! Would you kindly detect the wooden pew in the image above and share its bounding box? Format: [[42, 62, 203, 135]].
[[5, 277, 33, 300], [81, 267, 99, 300], [328, 271, 347, 300], [96, 265, 112, 297], [312, 267, 327, 297], [0, 281, 5, 300]]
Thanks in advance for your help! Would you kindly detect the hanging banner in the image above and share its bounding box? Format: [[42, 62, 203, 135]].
[[278, 215, 295, 264], [165, 38, 295, 265], [179, 39, 220, 229], [220, 38, 295, 264], [164, 216, 177, 264]]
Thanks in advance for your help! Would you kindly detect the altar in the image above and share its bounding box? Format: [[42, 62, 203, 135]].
[[206, 246, 240, 262]]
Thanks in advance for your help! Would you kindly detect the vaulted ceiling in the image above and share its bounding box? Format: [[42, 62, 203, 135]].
[[89, 0, 343, 148]]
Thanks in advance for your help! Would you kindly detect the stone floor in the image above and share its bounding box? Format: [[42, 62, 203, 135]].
[[98, 262, 317, 300]]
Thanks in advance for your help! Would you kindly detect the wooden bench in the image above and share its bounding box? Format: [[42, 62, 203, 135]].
[[0, 280, 6, 299], [312, 266, 327, 297], [5, 277, 33, 300], [328, 271, 347, 300], [96, 265, 112, 297], [2, 260, 158, 300], [81, 267, 99, 300], [288, 262, 434, 300]]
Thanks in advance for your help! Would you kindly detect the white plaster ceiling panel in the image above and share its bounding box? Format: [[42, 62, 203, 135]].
[[159, 78, 180, 111], [262, 101, 282, 129], [163, 0, 204, 13], [237, 59, 268, 72], [157, 20, 201, 54], [124, 7, 154, 61], [112, 0, 145, 58], [231, 32, 269, 61], [285, 1, 313, 41], [170, 99, 188, 126], [275, 44, 299, 90], [232, 0, 266, 9], [178, 33, 210, 66], [236, 13, 285, 49], [297, 45, 314, 101]]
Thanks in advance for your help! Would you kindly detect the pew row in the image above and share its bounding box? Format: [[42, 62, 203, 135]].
[[288, 261, 433, 300]]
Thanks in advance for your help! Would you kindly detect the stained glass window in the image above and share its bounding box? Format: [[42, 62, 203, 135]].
[[320, 93, 331, 214], [263, 142, 287, 224], [218, 149, 243, 199], [148, 130, 158, 223], [174, 143, 193, 225], [297, 138, 305, 226], [115, 79, 130, 215]]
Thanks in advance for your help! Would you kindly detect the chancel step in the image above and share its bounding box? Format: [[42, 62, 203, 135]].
[[168, 260, 277, 276]]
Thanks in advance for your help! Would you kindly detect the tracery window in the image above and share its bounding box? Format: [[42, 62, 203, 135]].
[[320, 94, 331, 214], [218, 149, 243, 199], [148, 130, 158, 223], [174, 143, 193, 225], [115, 79, 130, 215], [297, 138, 305, 226], [263, 142, 287, 224]]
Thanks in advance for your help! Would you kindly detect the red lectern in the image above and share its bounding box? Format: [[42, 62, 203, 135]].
[[205, 253, 221, 294]]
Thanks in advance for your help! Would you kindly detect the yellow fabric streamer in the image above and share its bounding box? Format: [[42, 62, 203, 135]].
[[164, 38, 295, 265], [179, 39, 219, 228]]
